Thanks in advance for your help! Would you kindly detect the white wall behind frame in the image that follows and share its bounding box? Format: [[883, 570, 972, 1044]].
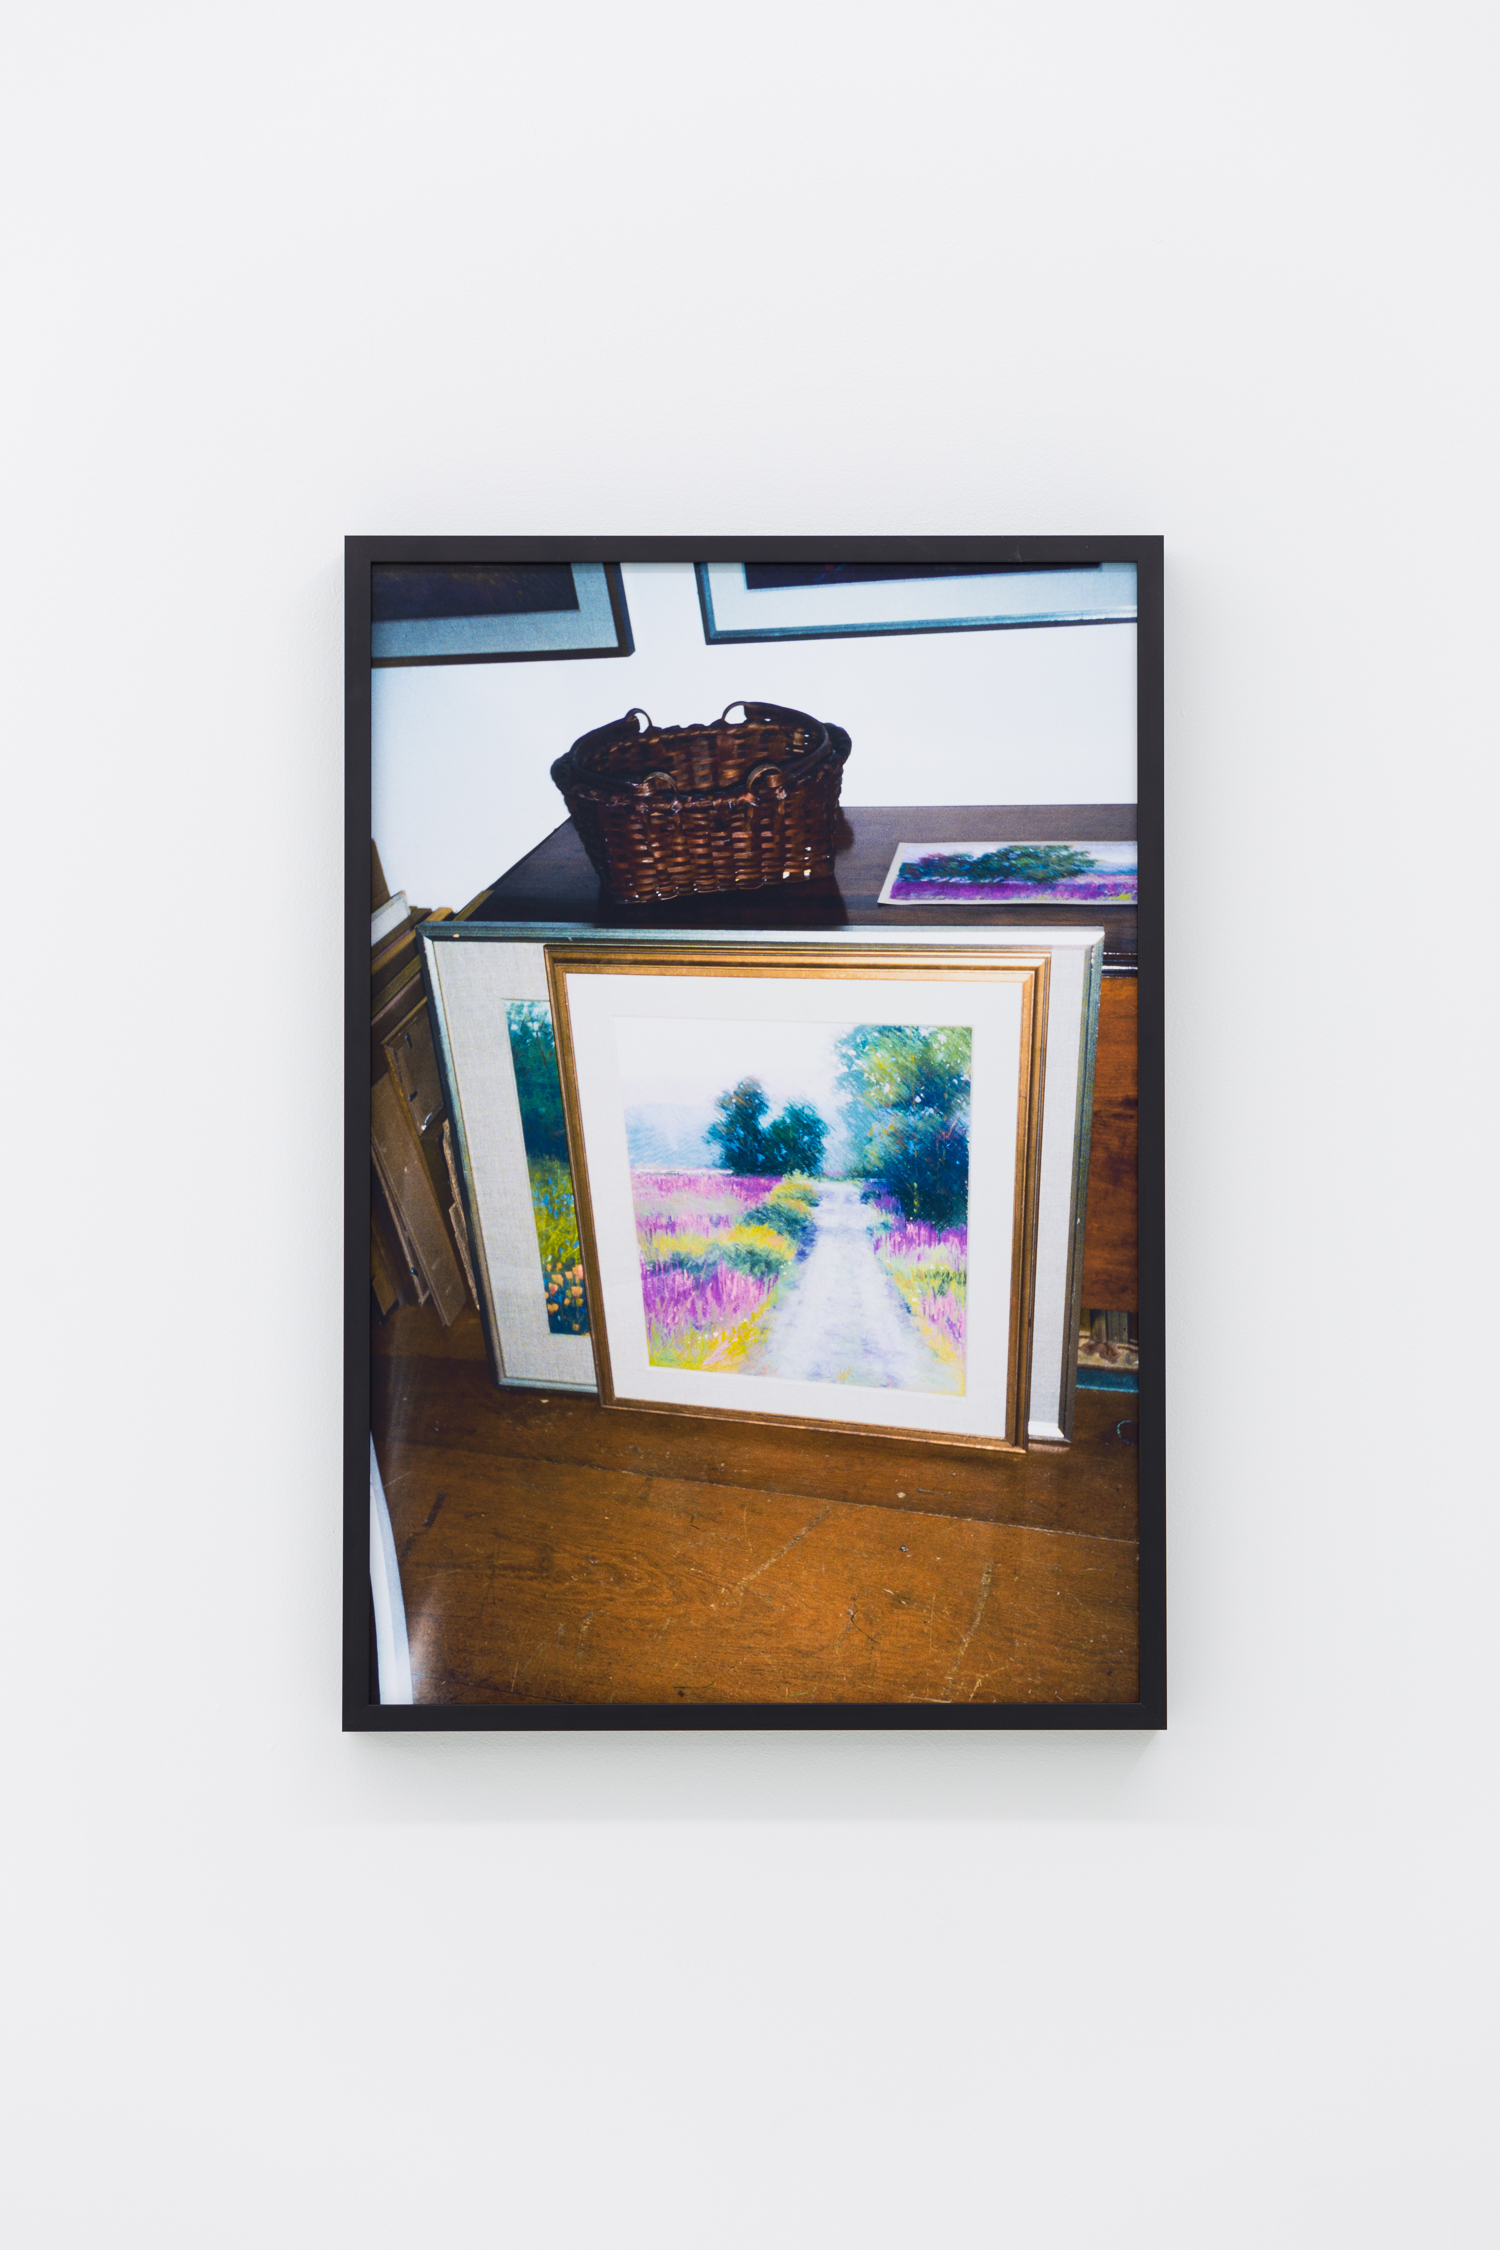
[[8, 0, 1499, 2247], [373, 561, 1137, 909]]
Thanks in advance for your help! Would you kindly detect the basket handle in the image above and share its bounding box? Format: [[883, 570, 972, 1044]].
[[718, 699, 824, 740], [565, 709, 657, 768], [737, 761, 789, 805]]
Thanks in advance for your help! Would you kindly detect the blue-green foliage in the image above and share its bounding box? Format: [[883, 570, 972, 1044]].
[[705, 1079, 829, 1176], [899, 844, 1097, 887], [764, 1100, 828, 1176], [505, 1001, 570, 1161], [741, 1196, 813, 1245], [836, 1024, 971, 1227]]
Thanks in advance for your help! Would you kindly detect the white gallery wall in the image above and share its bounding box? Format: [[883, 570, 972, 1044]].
[[6, 5, 1497, 2249]]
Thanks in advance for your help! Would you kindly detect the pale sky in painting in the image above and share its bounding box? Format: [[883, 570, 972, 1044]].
[[614, 1016, 855, 1118]]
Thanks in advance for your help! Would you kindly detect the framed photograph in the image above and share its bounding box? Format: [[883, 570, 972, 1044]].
[[422, 922, 1102, 1445], [695, 558, 1138, 643], [350, 536, 1161, 1728], [544, 942, 1046, 1452]]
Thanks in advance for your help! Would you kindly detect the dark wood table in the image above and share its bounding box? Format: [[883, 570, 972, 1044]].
[[464, 802, 1138, 967]]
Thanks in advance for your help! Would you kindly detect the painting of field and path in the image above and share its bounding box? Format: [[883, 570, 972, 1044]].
[[618, 1017, 971, 1396], [880, 839, 1136, 905], [505, 1002, 588, 1335]]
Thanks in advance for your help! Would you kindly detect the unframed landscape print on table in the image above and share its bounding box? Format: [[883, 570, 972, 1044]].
[[880, 840, 1137, 906]]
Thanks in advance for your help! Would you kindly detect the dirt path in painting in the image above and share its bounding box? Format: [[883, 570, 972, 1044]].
[[743, 1181, 960, 1395]]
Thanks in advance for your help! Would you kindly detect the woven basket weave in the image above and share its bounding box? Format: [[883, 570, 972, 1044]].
[[551, 701, 851, 905]]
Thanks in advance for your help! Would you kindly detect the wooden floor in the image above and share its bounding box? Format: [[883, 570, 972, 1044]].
[[373, 1308, 1139, 1708]]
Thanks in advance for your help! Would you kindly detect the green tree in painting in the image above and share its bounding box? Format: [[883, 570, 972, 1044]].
[[836, 1024, 971, 1227], [707, 1079, 830, 1176], [762, 1099, 828, 1177], [706, 1078, 772, 1173], [505, 1001, 569, 1160], [899, 843, 1097, 887]]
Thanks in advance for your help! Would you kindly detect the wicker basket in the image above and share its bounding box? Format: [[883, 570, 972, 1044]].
[[551, 701, 852, 905]]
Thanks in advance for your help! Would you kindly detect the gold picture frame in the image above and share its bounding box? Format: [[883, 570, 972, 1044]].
[[544, 942, 1049, 1454]]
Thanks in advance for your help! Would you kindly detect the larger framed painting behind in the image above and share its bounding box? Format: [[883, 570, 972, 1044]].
[[421, 922, 1103, 1445]]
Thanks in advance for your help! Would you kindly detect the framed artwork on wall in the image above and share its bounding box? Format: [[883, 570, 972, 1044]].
[[349, 535, 1162, 1728], [371, 560, 633, 668], [694, 558, 1138, 643]]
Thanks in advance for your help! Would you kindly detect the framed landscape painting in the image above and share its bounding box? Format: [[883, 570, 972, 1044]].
[[421, 937, 595, 1391], [546, 943, 1047, 1451]]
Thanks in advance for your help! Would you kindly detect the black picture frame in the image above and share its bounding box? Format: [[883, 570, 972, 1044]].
[[346, 535, 1164, 1733]]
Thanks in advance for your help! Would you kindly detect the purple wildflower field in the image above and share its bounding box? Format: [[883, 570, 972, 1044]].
[[889, 873, 1136, 903], [631, 1167, 968, 1381], [631, 1171, 793, 1370], [864, 1190, 968, 1373]]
